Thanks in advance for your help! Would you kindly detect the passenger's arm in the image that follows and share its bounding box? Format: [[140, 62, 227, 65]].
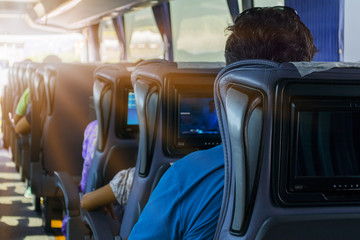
[[81, 184, 116, 218], [81, 167, 135, 220], [15, 116, 31, 134], [13, 114, 22, 124]]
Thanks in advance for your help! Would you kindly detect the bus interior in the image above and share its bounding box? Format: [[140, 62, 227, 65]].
[[1, 0, 360, 239]]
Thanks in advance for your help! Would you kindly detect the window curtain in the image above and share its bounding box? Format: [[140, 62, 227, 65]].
[[285, 0, 344, 61]]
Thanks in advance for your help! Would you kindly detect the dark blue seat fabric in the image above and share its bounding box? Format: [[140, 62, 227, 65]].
[[19, 62, 42, 181], [13, 61, 32, 171], [41, 63, 96, 177], [8, 62, 20, 162], [2, 62, 17, 150], [1, 85, 10, 149], [29, 64, 46, 171], [85, 63, 138, 193], [29, 63, 97, 232], [54, 63, 138, 239], [4, 63, 20, 151], [1, 63, 16, 149], [29, 64, 47, 212], [81, 63, 139, 240], [17, 62, 27, 95], [213, 60, 360, 240], [120, 59, 223, 239]]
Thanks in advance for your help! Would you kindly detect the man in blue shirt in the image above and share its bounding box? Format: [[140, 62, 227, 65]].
[[129, 6, 317, 240], [130, 145, 224, 239]]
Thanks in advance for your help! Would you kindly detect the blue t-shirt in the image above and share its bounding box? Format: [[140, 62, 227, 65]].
[[129, 145, 224, 240], [201, 109, 219, 131]]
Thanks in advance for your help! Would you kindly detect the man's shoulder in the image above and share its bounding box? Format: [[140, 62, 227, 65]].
[[171, 145, 224, 176], [180, 144, 223, 161]]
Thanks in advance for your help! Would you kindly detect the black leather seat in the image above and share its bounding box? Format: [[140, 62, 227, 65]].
[[7, 62, 19, 162], [30, 63, 97, 231], [1, 63, 15, 149], [85, 63, 139, 193], [2, 69, 12, 149], [120, 59, 223, 239], [13, 61, 31, 171], [214, 60, 360, 240], [29, 64, 48, 212], [54, 63, 139, 239], [18, 62, 41, 182]]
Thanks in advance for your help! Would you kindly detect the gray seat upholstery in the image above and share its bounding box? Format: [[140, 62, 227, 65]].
[[120, 59, 223, 239], [214, 60, 360, 240], [54, 63, 138, 239], [30, 63, 97, 232]]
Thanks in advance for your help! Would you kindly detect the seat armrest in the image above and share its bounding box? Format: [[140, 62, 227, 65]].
[[83, 209, 118, 239], [54, 171, 80, 217]]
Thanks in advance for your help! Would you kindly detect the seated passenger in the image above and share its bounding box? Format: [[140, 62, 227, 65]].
[[80, 167, 135, 218], [15, 103, 31, 135], [79, 120, 99, 193], [42, 55, 62, 64], [13, 88, 32, 198], [13, 89, 29, 124], [14, 55, 62, 135], [128, 6, 317, 240], [79, 121, 136, 216]]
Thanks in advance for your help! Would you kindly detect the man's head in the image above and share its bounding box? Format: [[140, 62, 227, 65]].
[[225, 6, 317, 65]]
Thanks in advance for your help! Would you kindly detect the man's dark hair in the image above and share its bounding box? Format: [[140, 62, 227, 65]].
[[225, 7, 317, 65]]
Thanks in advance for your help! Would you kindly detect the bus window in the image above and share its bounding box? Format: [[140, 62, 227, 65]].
[[125, 8, 164, 62], [253, 0, 284, 7], [344, 1, 360, 62], [99, 19, 121, 63], [170, 0, 233, 62], [0, 33, 84, 64]]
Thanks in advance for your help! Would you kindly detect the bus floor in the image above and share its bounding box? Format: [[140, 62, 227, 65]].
[[0, 148, 65, 240]]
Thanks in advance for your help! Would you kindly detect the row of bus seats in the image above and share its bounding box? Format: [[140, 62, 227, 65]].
[[2, 56, 360, 239], [120, 60, 223, 239], [4, 58, 360, 239], [54, 63, 139, 238], [53, 59, 224, 239], [3, 61, 30, 171], [33, 63, 98, 231], [78, 59, 360, 240], [3, 60, 43, 179], [2, 60, 46, 212], [2, 60, 99, 232], [1, 58, 224, 239]]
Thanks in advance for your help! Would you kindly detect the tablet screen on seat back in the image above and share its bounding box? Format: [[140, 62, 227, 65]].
[[289, 99, 360, 193], [127, 91, 139, 126], [179, 96, 219, 137]]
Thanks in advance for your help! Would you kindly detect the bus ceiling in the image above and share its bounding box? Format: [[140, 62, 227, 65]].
[[0, 0, 253, 35], [0, 0, 252, 63], [33, 0, 164, 29]]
